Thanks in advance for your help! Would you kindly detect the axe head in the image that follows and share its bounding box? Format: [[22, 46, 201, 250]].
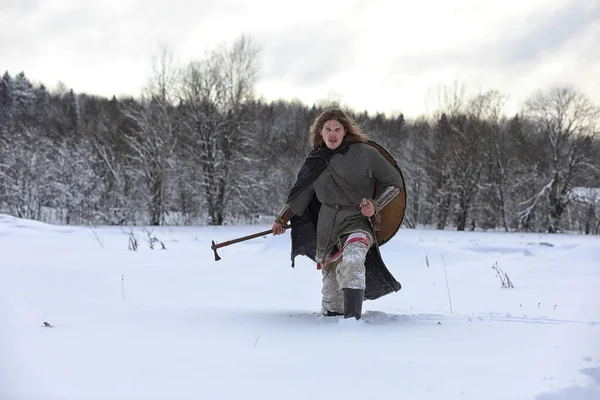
[[211, 240, 221, 261]]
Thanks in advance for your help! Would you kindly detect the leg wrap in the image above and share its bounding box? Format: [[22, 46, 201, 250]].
[[321, 259, 343, 315], [336, 233, 370, 290]]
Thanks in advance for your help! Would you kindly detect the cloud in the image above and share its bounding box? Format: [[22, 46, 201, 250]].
[[257, 25, 358, 87], [1, 0, 599, 117], [498, 1, 600, 65], [372, 0, 600, 115], [387, 0, 600, 74], [1, 0, 41, 14]]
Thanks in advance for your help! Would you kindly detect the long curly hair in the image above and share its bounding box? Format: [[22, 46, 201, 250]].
[[309, 108, 368, 148]]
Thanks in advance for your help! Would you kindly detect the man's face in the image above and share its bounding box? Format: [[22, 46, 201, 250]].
[[320, 119, 346, 150]]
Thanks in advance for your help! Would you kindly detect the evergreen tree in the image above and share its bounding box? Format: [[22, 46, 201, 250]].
[[66, 89, 80, 133]]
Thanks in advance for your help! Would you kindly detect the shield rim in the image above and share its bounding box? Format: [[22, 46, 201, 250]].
[[367, 140, 407, 246]]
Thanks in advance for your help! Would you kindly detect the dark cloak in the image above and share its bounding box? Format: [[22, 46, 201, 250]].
[[287, 141, 402, 301]]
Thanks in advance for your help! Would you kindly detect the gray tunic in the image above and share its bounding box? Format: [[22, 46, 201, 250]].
[[285, 142, 404, 262]]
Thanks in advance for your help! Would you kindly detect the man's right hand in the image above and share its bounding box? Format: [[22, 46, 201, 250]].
[[272, 222, 286, 235]]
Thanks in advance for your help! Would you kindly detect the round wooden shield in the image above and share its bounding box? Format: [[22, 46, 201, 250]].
[[367, 140, 407, 246]]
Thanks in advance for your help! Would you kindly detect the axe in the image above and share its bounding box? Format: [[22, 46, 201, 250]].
[[210, 224, 290, 261]]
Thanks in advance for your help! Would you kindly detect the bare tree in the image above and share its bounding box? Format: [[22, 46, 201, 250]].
[[124, 99, 177, 225], [469, 91, 512, 231], [0, 127, 52, 220], [179, 34, 260, 225], [483, 114, 530, 232], [428, 113, 455, 229], [146, 42, 180, 105], [434, 112, 489, 231], [571, 187, 600, 234], [423, 82, 473, 230], [47, 138, 102, 224], [123, 45, 180, 225], [425, 80, 469, 120], [83, 97, 145, 225], [523, 87, 599, 232]]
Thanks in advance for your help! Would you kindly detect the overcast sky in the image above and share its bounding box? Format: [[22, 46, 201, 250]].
[[1, 0, 599, 117]]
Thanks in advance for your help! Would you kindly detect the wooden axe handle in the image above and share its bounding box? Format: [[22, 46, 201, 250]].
[[211, 225, 290, 261]]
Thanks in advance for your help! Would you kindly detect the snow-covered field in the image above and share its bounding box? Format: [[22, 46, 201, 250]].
[[1, 213, 599, 400]]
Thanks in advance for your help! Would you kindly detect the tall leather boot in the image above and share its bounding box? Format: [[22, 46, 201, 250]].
[[343, 288, 364, 320]]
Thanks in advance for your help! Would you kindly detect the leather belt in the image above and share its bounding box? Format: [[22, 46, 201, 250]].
[[323, 203, 360, 210]]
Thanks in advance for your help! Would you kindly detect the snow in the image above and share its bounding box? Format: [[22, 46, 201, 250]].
[[1, 213, 599, 400], [571, 187, 600, 203]]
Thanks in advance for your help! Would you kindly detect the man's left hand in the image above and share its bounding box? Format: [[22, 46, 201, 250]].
[[360, 198, 375, 217]]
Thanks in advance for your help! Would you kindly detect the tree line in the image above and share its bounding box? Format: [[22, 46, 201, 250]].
[[1, 36, 599, 234]]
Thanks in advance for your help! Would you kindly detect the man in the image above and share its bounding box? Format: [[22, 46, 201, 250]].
[[272, 108, 404, 320]]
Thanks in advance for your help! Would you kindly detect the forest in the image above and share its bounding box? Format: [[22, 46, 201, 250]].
[[1, 36, 599, 234]]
